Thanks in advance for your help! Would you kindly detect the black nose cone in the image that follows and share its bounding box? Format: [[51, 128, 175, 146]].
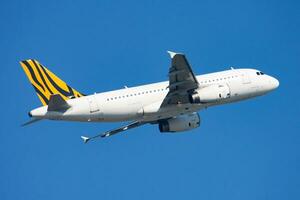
[[28, 111, 32, 117]]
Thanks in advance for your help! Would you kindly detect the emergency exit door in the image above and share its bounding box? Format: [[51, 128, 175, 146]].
[[241, 73, 251, 84], [88, 96, 100, 113]]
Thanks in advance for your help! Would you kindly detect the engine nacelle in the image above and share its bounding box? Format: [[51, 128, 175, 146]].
[[189, 84, 231, 104], [159, 112, 200, 133]]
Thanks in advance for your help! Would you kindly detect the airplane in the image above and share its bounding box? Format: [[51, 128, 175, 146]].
[[20, 51, 279, 143]]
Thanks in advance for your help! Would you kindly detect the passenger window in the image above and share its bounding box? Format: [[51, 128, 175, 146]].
[[256, 72, 260, 75]]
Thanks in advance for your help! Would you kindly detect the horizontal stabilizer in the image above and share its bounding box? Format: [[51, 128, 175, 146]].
[[21, 118, 42, 127], [47, 94, 70, 111]]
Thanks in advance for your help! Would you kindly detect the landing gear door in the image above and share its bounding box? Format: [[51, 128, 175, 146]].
[[88, 95, 100, 113]]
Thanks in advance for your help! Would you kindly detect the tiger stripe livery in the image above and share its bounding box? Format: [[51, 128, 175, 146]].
[[20, 59, 85, 105]]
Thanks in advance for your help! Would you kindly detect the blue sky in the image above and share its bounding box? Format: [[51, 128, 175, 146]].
[[0, 0, 299, 199]]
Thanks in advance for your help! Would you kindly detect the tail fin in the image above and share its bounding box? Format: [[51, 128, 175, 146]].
[[20, 59, 85, 105]]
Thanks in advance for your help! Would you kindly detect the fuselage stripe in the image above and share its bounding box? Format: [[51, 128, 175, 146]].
[[32, 60, 54, 95], [22, 61, 45, 92], [39, 63, 75, 98], [32, 84, 49, 105]]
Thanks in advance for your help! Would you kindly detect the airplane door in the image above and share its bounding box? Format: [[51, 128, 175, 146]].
[[224, 84, 231, 98], [219, 84, 231, 99], [241, 73, 251, 84], [88, 95, 100, 113]]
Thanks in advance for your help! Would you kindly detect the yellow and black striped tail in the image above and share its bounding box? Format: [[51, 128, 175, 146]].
[[20, 59, 85, 106]]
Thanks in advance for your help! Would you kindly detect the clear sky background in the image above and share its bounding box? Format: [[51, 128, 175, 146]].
[[0, 0, 299, 199]]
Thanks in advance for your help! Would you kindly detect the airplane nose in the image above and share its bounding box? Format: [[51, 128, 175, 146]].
[[269, 77, 279, 90]]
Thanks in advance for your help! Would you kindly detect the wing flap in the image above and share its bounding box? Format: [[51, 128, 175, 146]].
[[168, 52, 199, 92], [162, 51, 200, 106]]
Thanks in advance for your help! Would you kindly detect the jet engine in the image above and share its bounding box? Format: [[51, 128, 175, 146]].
[[189, 84, 231, 104], [158, 112, 200, 133]]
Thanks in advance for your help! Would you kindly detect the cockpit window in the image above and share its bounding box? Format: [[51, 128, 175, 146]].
[[256, 71, 265, 75]]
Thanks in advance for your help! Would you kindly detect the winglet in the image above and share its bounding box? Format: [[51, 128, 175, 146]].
[[167, 51, 177, 58], [81, 136, 90, 144], [167, 51, 184, 58]]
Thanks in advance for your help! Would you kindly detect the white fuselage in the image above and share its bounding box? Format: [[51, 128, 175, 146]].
[[30, 68, 279, 122]]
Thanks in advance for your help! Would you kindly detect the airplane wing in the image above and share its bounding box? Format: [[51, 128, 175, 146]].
[[81, 121, 146, 143], [162, 51, 200, 105]]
